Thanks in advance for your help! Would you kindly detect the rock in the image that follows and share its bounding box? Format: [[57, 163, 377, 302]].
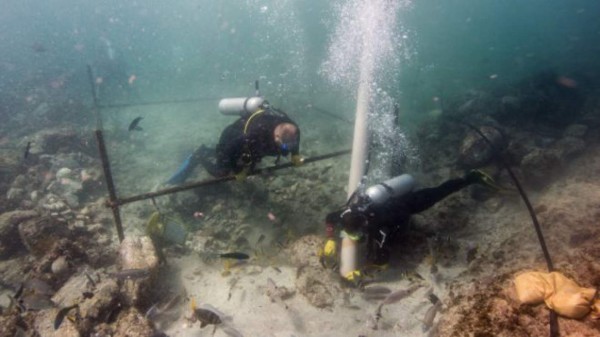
[[52, 273, 119, 334], [458, 126, 505, 169], [520, 149, 562, 186], [563, 124, 588, 138], [51, 256, 70, 276], [56, 167, 73, 179], [30, 128, 83, 156], [18, 215, 70, 257], [39, 193, 69, 212], [113, 308, 155, 337], [0, 313, 20, 337], [553, 137, 586, 160], [35, 309, 81, 337], [6, 187, 25, 201], [0, 209, 39, 258], [47, 176, 82, 208], [295, 266, 337, 308], [118, 236, 159, 306], [288, 234, 324, 269]]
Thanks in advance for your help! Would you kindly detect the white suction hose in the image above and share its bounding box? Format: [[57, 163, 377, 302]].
[[339, 53, 373, 278]]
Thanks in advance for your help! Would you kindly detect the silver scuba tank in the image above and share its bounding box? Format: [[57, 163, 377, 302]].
[[218, 97, 266, 116], [364, 174, 416, 206]]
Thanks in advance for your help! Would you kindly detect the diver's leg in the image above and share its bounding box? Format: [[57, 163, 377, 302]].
[[166, 145, 208, 184], [407, 177, 471, 214], [198, 146, 229, 177]]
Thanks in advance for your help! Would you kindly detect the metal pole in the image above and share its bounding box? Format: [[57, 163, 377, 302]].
[[114, 149, 351, 207], [95, 130, 125, 242], [87, 64, 125, 242]]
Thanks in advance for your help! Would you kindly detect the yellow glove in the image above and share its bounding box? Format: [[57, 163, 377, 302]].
[[235, 168, 248, 181], [318, 239, 337, 269], [343, 270, 364, 287], [323, 239, 336, 256], [291, 155, 304, 166]]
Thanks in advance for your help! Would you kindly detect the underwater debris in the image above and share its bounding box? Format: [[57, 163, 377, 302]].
[[219, 252, 250, 260], [109, 268, 151, 280]]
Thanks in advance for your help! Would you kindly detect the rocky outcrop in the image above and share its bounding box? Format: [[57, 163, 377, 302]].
[[0, 209, 39, 258], [118, 236, 159, 306]]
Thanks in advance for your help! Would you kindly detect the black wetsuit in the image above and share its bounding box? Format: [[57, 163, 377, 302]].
[[326, 176, 476, 265], [195, 109, 300, 177]]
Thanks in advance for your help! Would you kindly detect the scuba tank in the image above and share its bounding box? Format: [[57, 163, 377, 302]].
[[218, 97, 266, 116], [364, 174, 415, 206]]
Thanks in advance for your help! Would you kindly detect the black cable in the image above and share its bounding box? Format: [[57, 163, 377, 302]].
[[459, 121, 558, 337]]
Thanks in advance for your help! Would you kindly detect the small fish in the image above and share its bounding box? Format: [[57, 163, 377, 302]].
[[7, 295, 25, 312], [363, 286, 392, 295], [23, 142, 31, 159], [256, 234, 266, 246], [109, 268, 151, 280], [14, 282, 24, 299], [219, 252, 250, 260], [84, 272, 96, 288], [82, 291, 94, 299], [267, 212, 277, 222], [193, 211, 205, 219], [422, 301, 442, 332], [128, 116, 143, 131], [193, 308, 222, 328], [362, 286, 392, 301], [20, 294, 55, 311], [145, 303, 159, 319], [54, 304, 79, 330], [381, 284, 422, 305]]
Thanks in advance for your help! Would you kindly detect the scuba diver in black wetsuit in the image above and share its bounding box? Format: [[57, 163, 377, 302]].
[[167, 96, 304, 184], [320, 170, 499, 284]]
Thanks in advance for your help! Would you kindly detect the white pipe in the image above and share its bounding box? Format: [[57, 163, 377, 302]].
[[340, 49, 373, 278]]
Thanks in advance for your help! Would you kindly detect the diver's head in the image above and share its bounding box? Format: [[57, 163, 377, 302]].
[[340, 207, 368, 236], [274, 123, 299, 156]]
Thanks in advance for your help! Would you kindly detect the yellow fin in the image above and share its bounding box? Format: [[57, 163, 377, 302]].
[[190, 296, 196, 312]]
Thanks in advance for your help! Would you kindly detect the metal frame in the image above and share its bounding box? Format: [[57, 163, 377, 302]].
[[86, 65, 350, 242]]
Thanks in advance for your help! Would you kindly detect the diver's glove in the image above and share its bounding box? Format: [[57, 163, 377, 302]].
[[342, 270, 365, 288], [466, 169, 501, 191], [318, 239, 338, 269], [291, 154, 304, 167], [235, 168, 249, 181]]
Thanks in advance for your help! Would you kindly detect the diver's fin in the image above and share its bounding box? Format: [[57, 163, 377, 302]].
[[166, 154, 194, 185]]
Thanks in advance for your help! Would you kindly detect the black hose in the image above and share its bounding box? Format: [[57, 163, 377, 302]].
[[459, 121, 558, 337]]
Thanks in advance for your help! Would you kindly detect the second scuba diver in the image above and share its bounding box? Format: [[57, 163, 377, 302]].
[[167, 96, 304, 184], [321, 170, 499, 285]]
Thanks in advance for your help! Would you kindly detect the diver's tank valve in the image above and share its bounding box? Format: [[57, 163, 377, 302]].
[[218, 96, 267, 116], [364, 174, 416, 206]]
